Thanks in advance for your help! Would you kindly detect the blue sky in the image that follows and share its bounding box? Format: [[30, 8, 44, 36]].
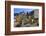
[[14, 8, 33, 13]]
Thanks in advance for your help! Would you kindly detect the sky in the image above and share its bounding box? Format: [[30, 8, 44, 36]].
[[14, 8, 33, 13]]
